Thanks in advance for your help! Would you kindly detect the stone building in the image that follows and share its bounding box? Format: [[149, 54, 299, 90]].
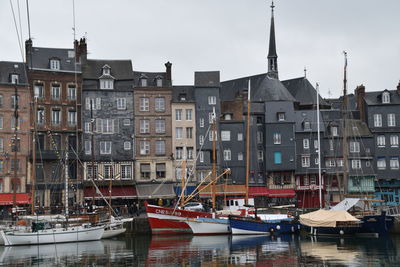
[[0, 61, 30, 205], [25, 39, 83, 209]]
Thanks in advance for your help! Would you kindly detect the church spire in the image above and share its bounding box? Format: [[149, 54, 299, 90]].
[[267, 1, 278, 79]]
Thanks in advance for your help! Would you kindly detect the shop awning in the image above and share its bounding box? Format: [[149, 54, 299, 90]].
[[0, 193, 30, 205], [249, 186, 270, 197], [199, 185, 246, 197], [268, 188, 296, 197], [84, 186, 137, 199], [136, 183, 175, 199], [174, 186, 197, 196]]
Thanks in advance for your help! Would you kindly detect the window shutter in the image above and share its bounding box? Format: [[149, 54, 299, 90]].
[[114, 119, 119, 133], [96, 98, 101, 110], [96, 118, 102, 133], [85, 98, 90, 110]]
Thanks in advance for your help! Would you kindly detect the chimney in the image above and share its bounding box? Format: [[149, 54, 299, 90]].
[[25, 39, 33, 68], [355, 84, 366, 122], [397, 80, 400, 94], [165, 61, 172, 86], [78, 38, 87, 63]]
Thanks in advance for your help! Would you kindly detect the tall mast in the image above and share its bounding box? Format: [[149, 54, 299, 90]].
[[65, 149, 69, 217], [90, 100, 96, 181], [211, 107, 217, 211], [180, 149, 187, 208], [341, 51, 349, 200], [316, 83, 322, 209], [31, 97, 37, 214], [245, 79, 251, 206], [12, 82, 19, 211], [109, 159, 113, 219]]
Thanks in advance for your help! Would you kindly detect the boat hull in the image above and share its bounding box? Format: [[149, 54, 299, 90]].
[[229, 216, 300, 235], [102, 227, 126, 239], [1, 225, 104, 246], [186, 218, 230, 235]]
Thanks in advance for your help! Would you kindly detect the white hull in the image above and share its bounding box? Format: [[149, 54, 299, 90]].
[[231, 227, 270, 235], [1, 225, 104, 246], [102, 228, 126, 239], [186, 218, 230, 235]]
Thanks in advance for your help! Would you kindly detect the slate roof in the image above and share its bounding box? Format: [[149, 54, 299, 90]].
[[133, 71, 167, 88], [363, 90, 400, 105], [83, 59, 133, 80], [30, 46, 81, 72], [172, 86, 195, 103], [0, 61, 28, 85], [320, 110, 371, 137], [282, 77, 329, 107], [194, 71, 220, 87], [294, 110, 325, 132], [324, 94, 357, 111], [221, 73, 296, 102]]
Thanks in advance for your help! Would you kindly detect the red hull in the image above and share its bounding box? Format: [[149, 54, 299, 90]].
[[145, 203, 213, 235]]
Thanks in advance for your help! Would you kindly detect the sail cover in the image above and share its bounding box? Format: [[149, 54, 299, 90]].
[[299, 209, 359, 227], [330, 198, 360, 211]]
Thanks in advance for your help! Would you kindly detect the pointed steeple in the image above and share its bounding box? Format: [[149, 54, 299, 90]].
[[267, 1, 278, 79]]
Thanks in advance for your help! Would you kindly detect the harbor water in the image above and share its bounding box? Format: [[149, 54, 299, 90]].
[[0, 234, 400, 266]]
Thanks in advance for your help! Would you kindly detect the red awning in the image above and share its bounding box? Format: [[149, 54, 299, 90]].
[[0, 193, 30, 205], [84, 186, 137, 199], [249, 186, 270, 197], [268, 188, 296, 197]]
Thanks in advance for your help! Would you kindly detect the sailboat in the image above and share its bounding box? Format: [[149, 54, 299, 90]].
[[0, 151, 104, 246]]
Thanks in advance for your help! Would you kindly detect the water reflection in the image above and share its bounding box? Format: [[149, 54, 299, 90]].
[[0, 234, 399, 266]]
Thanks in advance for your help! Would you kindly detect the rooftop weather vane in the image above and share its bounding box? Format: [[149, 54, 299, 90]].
[[271, 1, 275, 13]]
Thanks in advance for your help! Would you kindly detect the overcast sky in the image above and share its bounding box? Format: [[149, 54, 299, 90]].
[[1, 0, 399, 97]]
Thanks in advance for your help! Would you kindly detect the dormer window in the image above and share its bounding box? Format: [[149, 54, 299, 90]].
[[50, 59, 60, 70], [100, 79, 114, 90], [141, 77, 147, 87], [156, 77, 163, 87], [277, 112, 285, 121], [224, 114, 232, 120], [10, 74, 19, 84], [179, 94, 186, 101], [102, 65, 111, 75], [303, 121, 311, 131], [382, 91, 390, 103], [331, 126, 338, 136]]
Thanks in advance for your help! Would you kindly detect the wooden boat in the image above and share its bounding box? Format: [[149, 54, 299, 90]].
[[229, 214, 299, 235]]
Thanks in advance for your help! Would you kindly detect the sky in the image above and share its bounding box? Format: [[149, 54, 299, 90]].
[[1, 0, 399, 98]]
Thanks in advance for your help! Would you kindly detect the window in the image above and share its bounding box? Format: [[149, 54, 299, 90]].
[[331, 126, 338, 136], [176, 127, 183, 139], [141, 78, 147, 87], [326, 159, 336, 167], [199, 151, 204, 163], [102, 119, 114, 134], [0, 116, 2, 129], [156, 78, 163, 87], [10, 159, 20, 171], [257, 131, 263, 144], [274, 152, 282, 164], [199, 135, 204, 145], [50, 59, 60, 70], [301, 155, 310, 167], [273, 133, 281, 144], [314, 140, 319, 150], [186, 109, 192, 120], [104, 165, 113, 180], [350, 141, 360, 152], [187, 147, 194, 159], [209, 131, 217, 141], [11, 95, 19, 109], [124, 141, 131, 150], [84, 140, 91, 154], [388, 114, 396, 127], [51, 109, 61, 125], [179, 94, 186, 101], [303, 176, 309, 186], [258, 150, 264, 161], [221, 131, 231, 141], [200, 118, 204, 128], [377, 136, 386, 147], [156, 163, 166, 179], [238, 152, 243, 161], [67, 85, 76, 101], [100, 79, 114, 89], [277, 112, 285, 121], [100, 141, 112, 154], [0, 160, 3, 173], [140, 141, 150, 155], [175, 109, 182, 121], [140, 97, 149, 111], [0, 94, 2, 107], [117, 98, 127, 110], [176, 168, 182, 179], [315, 157, 319, 165], [68, 110, 77, 126], [224, 149, 231, 161], [11, 138, 20, 152], [140, 164, 150, 179], [155, 120, 165, 134], [0, 138, 3, 152], [52, 135, 61, 150], [304, 121, 311, 131], [155, 141, 165, 155], [11, 115, 19, 130], [51, 84, 61, 100], [209, 112, 214, 123], [11, 74, 19, 84], [140, 120, 150, 134], [208, 96, 216, 105], [390, 157, 399, 170], [329, 139, 334, 150], [303, 139, 310, 149], [176, 147, 183, 159], [123, 119, 130, 126], [390, 135, 399, 147], [85, 98, 101, 110], [374, 114, 382, 127], [382, 92, 390, 103], [155, 97, 165, 112], [186, 127, 193, 139], [34, 84, 44, 99], [237, 133, 243, 141], [121, 165, 132, 179], [377, 157, 386, 170], [351, 159, 361, 169], [336, 159, 344, 167]]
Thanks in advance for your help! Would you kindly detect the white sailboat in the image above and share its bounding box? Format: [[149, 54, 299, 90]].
[[0, 152, 104, 246]]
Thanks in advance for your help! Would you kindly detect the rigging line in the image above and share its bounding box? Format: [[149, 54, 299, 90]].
[[16, 0, 24, 60], [9, 0, 24, 60], [25, 0, 31, 39]]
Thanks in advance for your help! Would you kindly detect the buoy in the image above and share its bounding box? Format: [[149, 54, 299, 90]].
[[276, 225, 281, 230], [340, 230, 344, 235]]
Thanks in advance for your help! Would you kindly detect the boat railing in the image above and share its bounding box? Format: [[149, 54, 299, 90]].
[[383, 205, 400, 217]]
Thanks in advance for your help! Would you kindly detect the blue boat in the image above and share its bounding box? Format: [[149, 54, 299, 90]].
[[229, 215, 300, 235]]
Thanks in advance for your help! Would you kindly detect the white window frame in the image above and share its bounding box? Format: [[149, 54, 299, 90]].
[[186, 127, 193, 139], [331, 126, 338, 136], [176, 127, 183, 139], [175, 109, 182, 121], [221, 131, 231, 141], [155, 97, 165, 112], [208, 96, 216, 105], [68, 110, 77, 126], [124, 141, 131, 150], [238, 152, 243, 161], [51, 84, 61, 100], [50, 59, 60, 70], [209, 131, 217, 141], [199, 118, 204, 128], [350, 141, 360, 152], [117, 98, 127, 110], [155, 140, 165, 155], [390, 135, 399, 147], [390, 157, 399, 170], [199, 135, 204, 145], [187, 147, 194, 159], [100, 141, 112, 154], [102, 119, 114, 134], [277, 112, 285, 121], [140, 141, 150, 155], [11, 74, 19, 84], [123, 119, 130, 126], [382, 92, 390, 103], [377, 158, 386, 170], [301, 156, 310, 167], [273, 133, 281, 145], [186, 109, 192, 121], [224, 149, 231, 161], [121, 165, 132, 179], [388, 113, 396, 127], [140, 97, 149, 111], [100, 79, 114, 90], [303, 139, 310, 149], [199, 151, 204, 163], [374, 114, 382, 127], [155, 119, 165, 134], [237, 133, 243, 141], [377, 136, 386, 147], [84, 140, 91, 154], [175, 147, 183, 160], [351, 159, 361, 169], [84, 122, 91, 133], [51, 109, 61, 125], [140, 120, 150, 134], [34, 84, 44, 99], [67, 85, 76, 101]]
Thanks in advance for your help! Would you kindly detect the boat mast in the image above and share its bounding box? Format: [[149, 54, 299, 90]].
[[211, 107, 217, 211], [31, 97, 37, 214], [12, 82, 19, 214], [341, 51, 349, 200], [180, 149, 187, 208], [109, 159, 113, 219], [245, 79, 251, 206], [65, 148, 69, 218], [90, 100, 96, 182], [316, 83, 322, 209]]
